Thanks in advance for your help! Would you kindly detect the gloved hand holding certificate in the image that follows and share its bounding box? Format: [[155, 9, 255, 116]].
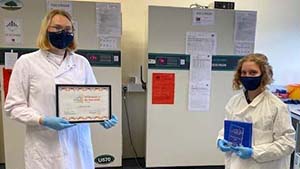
[[224, 120, 253, 148]]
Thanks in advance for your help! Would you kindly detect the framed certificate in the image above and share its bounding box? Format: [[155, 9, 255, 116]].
[[56, 84, 111, 123]]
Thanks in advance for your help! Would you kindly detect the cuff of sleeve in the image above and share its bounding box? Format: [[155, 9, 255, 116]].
[[252, 147, 258, 159], [216, 136, 224, 147], [251, 146, 266, 163], [31, 114, 42, 126]]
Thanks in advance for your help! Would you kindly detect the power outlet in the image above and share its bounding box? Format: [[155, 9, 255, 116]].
[[126, 83, 144, 92], [128, 76, 138, 84]]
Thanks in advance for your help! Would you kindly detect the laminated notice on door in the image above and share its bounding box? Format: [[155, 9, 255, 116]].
[[152, 73, 175, 104], [3, 68, 12, 98]]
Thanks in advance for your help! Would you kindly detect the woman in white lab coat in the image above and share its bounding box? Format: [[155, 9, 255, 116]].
[[4, 10, 117, 169], [217, 53, 295, 169]]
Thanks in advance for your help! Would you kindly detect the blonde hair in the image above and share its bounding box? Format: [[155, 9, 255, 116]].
[[36, 9, 77, 51], [233, 53, 273, 90]]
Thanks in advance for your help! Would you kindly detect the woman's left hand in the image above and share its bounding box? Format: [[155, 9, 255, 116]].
[[99, 114, 118, 129]]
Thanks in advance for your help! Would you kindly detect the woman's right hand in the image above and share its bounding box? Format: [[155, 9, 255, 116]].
[[217, 139, 232, 152], [41, 116, 76, 131]]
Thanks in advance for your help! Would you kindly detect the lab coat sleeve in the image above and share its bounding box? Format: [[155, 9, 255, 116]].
[[216, 128, 225, 147], [217, 99, 233, 143], [252, 104, 295, 163], [84, 60, 97, 84], [4, 57, 41, 125]]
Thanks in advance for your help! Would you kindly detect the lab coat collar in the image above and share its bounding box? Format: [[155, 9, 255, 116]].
[[65, 51, 76, 68], [236, 90, 267, 115], [42, 49, 76, 77], [248, 90, 267, 107], [56, 51, 76, 77]]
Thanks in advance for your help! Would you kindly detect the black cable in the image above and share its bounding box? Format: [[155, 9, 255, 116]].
[[122, 87, 145, 169]]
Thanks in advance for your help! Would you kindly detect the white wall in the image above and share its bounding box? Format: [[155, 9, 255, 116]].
[[234, 0, 300, 85]]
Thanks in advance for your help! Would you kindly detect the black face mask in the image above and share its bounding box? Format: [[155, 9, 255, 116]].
[[240, 76, 262, 91], [48, 30, 74, 49]]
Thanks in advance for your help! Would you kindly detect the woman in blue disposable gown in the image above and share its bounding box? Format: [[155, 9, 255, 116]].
[[4, 10, 117, 169], [217, 53, 295, 169]]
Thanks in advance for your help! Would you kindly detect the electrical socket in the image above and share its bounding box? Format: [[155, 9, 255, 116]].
[[126, 83, 144, 92], [128, 76, 138, 84]]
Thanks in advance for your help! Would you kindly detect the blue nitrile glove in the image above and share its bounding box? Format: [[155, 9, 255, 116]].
[[42, 116, 75, 131], [231, 146, 253, 159], [217, 139, 232, 152], [100, 114, 118, 129]]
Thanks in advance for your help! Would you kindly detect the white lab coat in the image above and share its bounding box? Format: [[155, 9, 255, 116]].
[[217, 90, 295, 169], [4, 50, 97, 169]]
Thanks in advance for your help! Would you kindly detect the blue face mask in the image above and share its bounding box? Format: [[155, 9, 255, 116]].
[[240, 76, 262, 91], [48, 30, 74, 49]]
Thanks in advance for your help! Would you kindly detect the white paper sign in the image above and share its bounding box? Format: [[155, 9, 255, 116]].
[[234, 41, 255, 55], [96, 3, 121, 36], [234, 11, 257, 55], [4, 18, 23, 45], [5, 52, 18, 69], [186, 32, 216, 112], [99, 36, 119, 50], [192, 9, 215, 26], [186, 32, 216, 55], [47, 0, 72, 15]]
